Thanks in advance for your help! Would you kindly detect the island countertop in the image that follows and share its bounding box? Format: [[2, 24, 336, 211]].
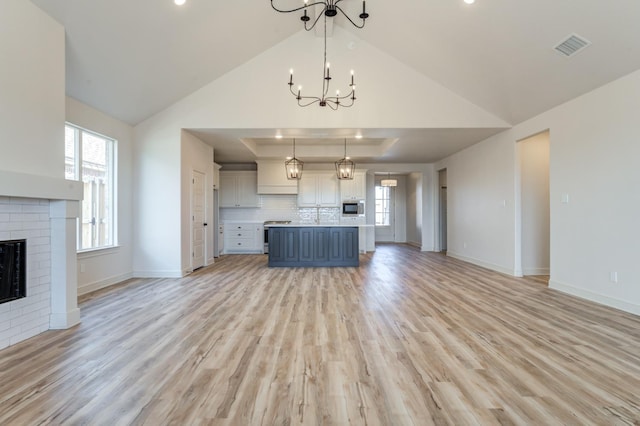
[[267, 223, 371, 227]]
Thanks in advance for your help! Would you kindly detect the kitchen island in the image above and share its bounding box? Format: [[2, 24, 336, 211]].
[[268, 225, 359, 267]]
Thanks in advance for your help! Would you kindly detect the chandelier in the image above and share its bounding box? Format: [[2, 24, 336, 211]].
[[285, 138, 304, 180], [381, 173, 397, 187], [271, 0, 369, 31], [287, 15, 356, 109], [335, 138, 355, 180]]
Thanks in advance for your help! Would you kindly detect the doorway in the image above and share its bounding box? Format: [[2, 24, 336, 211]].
[[518, 131, 550, 278], [191, 170, 206, 270], [438, 169, 447, 252], [374, 183, 396, 242]]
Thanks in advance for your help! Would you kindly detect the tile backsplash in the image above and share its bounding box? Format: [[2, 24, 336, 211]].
[[219, 195, 340, 224]]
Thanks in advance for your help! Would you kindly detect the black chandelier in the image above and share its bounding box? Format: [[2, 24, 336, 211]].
[[287, 15, 356, 109], [271, 0, 369, 31]]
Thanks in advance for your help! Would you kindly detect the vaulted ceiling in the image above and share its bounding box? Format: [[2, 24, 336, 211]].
[[31, 0, 640, 162]]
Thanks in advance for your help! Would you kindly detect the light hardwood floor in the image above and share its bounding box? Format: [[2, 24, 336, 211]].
[[1, 244, 639, 425]]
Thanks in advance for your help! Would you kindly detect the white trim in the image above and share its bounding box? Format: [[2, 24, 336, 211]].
[[78, 272, 133, 296], [50, 308, 81, 330], [447, 251, 515, 276], [549, 280, 640, 316], [523, 267, 550, 276], [77, 245, 121, 258], [133, 270, 184, 278]]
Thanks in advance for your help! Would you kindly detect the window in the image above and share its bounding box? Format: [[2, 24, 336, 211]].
[[65, 124, 116, 251], [375, 185, 391, 226]]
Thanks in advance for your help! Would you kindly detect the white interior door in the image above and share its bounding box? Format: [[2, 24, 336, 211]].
[[192, 170, 205, 270]]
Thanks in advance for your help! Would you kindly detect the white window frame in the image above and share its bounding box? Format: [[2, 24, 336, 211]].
[[65, 123, 118, 252], [375, 185, 392, 227]]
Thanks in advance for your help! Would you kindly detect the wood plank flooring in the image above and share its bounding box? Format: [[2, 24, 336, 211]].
[[1, 244, 639, 425]]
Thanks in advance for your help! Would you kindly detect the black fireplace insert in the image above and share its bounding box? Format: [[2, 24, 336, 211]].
[[0, 239, 26, 304]]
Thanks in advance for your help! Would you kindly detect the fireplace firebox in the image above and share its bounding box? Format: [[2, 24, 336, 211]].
[[0, 239, 26, 305]]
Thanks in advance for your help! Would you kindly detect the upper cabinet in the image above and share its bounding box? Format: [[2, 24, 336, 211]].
[[256, 160, 298, 195], [340, 171, 366, 200], [298, 172, 339, 207], [220, 171, 259, 208]]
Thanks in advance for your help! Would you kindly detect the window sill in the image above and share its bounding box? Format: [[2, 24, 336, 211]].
[[77, 245, 121, 259]]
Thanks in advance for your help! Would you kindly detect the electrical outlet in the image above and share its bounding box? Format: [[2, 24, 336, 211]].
[[463, 242, 467, 249], [80, 263, 85, 273], [610, 271, 618, 283]]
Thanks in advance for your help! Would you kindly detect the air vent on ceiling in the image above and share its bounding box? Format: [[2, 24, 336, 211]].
[[554, 34, 591, 57]]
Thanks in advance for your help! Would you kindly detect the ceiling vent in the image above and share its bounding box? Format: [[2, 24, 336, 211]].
[[554, 34, 591, 57]]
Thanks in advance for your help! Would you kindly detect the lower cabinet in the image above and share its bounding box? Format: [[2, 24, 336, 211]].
[[268, 227, 359, 267], [223, 222, 263, 254]]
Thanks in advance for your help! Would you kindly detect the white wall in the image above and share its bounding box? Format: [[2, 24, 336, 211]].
[[0, 0, 65, 179], [133, 123, 182, 277], [437, 69, 640, 315], [180, 131, 214, 274], [519, 131, 550, 276], [436, 135, 516, 274], [65, 97, 135, 294], [406, 172, 423, 247]]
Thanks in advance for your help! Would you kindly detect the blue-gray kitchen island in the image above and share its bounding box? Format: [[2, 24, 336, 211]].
[[268, 225, 359, 267]]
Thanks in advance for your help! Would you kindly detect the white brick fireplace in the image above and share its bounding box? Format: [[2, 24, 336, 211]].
[[0, 170, 83, 350]]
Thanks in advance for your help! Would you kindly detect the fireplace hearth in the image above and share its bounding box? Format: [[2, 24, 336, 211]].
[[0, 239, 26, 305]]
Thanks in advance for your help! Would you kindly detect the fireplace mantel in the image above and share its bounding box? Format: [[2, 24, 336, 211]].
[[0, 170, 82, 201]]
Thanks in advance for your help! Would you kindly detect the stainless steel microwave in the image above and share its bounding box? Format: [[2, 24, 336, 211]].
[[342, 200, 365, 216]]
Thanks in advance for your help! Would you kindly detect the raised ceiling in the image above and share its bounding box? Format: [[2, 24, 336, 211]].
[[31, 0, 640, 162]]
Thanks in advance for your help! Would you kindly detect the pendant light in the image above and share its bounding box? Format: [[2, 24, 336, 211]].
[[335, 138, 355, 180], [285, 138, 304, 180], [381, 172, 397, 187]]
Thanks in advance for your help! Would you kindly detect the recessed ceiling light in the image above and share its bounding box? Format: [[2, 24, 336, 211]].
[[174, 0, 186, 5], [464, 0, 475, 4]]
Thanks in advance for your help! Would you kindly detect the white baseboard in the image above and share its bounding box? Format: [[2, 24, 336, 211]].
[[523, 267, 550, 276], [133, 270, 184, 279], [447, 251, 515, 276], [549, 279, 640, 316], [78, 272, 134, 296]]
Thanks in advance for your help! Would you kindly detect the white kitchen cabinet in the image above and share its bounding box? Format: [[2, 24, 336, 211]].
[[256, 160, 298, 194], [297, 172, 339, 207], [340, 171, 366, 200], [220, 171, 259, 208], [223, 222, 263, 254]]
